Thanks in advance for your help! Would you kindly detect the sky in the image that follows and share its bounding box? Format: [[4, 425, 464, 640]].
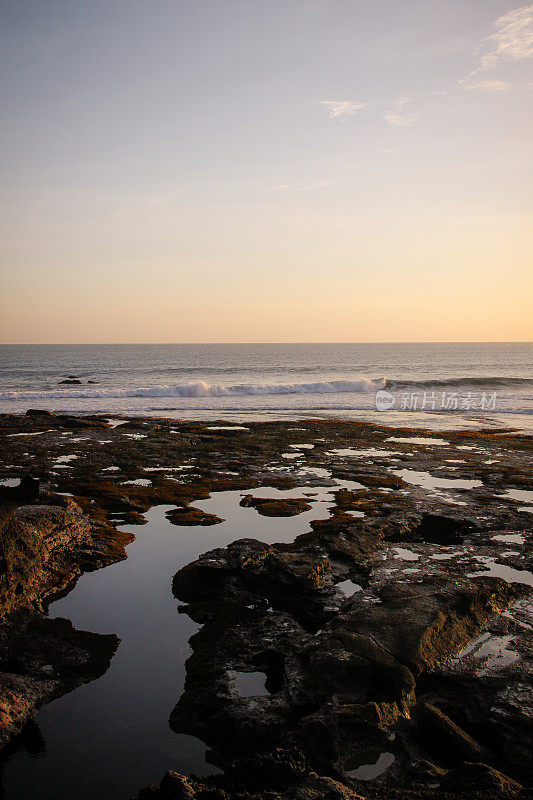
[[0, 0, 532, 343]]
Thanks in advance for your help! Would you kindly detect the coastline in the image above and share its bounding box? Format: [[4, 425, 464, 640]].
[[0, 411, 531, 799]]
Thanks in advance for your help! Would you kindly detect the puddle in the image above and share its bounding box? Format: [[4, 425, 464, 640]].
[[231, 671, 269, 697], [499, 489, 533, 504], [145, 466, 195, 472], [122, 479, 152, 487], [206, 426, 249, 431], [456, 631, 519, 673], [492, 533, 525, 545], [54, 455, 78, 465], [456, 631, 491, 659], [282, 452, 302, 459], [326, 447, 400, 457], [0, 478, 20, 487], [393, 469, 483, 491], [106, 419, 127, 429], [298, 466, 333, 480], [393, 547, 420, 561], [289, 443, 314, 449], [346, 751, 395, 780], [475, 634, 519, 675], [468, 557, 533, 587], [122, 433, 147, 440], [102, 466, 120, 472], [386, 437, 448, 445], [7, 430, 56, 437], [430, 551, 465, 561], [336, 579, 363, 597]]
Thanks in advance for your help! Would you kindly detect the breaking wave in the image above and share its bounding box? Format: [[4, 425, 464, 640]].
[[0, 377, 387, 401]]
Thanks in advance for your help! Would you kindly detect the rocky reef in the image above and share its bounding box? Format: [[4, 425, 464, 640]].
[[0, 410, 531, 799]]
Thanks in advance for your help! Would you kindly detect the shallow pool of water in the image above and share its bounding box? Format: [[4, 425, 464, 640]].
[[468, 556, 533, 587], [336, 579, 363, 597], [386, 436, 448, 446], [346, 751, 395, 780], [393, 469, 483, 491]]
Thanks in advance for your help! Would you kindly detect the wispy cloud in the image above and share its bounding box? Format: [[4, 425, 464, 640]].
[[383, 97, 418, 127], [462, 4, 533, 87], [465, 79, 512, 92], [319, 100, 369, 119], [477, 4, 533, 72]]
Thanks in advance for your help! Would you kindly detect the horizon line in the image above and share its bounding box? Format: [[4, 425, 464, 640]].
[[0, 340, 531, 347]]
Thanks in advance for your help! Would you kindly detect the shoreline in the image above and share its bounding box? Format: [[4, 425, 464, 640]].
[[0, 411, 532, 799], [1, 407, 532, 436]]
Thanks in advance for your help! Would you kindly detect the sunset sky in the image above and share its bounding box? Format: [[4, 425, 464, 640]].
[[1, 0, 532, 343]]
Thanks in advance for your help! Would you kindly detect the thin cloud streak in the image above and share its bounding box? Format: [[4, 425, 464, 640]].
[[319, 100, 369, 119], [266, 180, 335, 199], [465, 80, 512, 92]]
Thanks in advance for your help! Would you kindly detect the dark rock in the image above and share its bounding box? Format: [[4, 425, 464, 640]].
[[417, 701, 488, 763], [166, 506, 223, 526], [240, 495, 312, 517], [0, 475, 39, 505], [58, 379, 82, 385], [414, 513, 477, 545], [0, 498, 132, 619], [441, 762, 522, 794], [340, 577, 520, 674]]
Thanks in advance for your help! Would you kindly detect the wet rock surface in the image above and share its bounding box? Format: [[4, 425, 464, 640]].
[[0, 412, 532, 799]]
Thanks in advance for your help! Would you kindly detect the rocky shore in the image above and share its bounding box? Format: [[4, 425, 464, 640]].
[[0, 410, 531, 799]]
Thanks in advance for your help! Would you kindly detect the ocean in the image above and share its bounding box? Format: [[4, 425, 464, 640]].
[[0, 342, 532, 431]]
